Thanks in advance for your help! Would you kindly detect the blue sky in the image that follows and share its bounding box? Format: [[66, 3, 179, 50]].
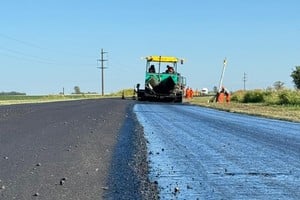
[[0, 0, 299, 95]]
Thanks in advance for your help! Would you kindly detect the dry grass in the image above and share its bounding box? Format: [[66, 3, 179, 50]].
[[0, 94, 104, 105], [187, 97, 300, 123]]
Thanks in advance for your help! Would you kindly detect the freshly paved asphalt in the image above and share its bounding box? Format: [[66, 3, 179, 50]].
[[5, 98, 298, 200], [0, 99, 156, 200], [135, 103, 300, 199]]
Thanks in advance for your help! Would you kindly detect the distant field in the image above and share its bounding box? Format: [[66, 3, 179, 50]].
[[0, 94, 106, 105], [188, 96, 300, 123], [2, 94, 299, 123]]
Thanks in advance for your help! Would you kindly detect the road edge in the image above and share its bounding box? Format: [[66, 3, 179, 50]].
[[104, 102, 158, 199]]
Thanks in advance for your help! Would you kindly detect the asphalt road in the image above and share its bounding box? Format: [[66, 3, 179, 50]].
[[2, 99, 299, 200], [0, 99, 156, 200], [134, 103, 300, 199]]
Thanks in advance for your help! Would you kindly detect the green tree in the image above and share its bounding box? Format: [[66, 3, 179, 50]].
[[74, 86, 81, 94], [291, 66, 300, 89], [273, 81, 285, 91]]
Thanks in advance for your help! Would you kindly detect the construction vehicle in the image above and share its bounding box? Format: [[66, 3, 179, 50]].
[[136, 56, 186, 102]]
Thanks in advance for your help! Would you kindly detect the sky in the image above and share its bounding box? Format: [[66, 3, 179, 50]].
[[0, 0, 299, 95]]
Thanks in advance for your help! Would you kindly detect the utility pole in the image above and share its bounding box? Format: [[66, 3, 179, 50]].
[[243, 72, 247, 91], [97, 48, 108, 96], [218, 58, 227, 92]]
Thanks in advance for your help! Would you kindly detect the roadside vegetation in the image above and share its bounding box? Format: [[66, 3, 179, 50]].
[[2, 67, 300, 123], [109, 88, 136, 97], [189, 89, 300, 123], [0, 89, 135, 106], [0, 94, 103, 105], [190, 67, 300, 122], [0, 86, 135, 105], [231, 89, 300, 105], [2, 88, 299, 122]]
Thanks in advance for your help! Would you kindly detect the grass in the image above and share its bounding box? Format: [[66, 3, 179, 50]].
[[187, 96, 300, 123], [0, 89, 137, 106], [0, 94, 106, 105], [2, 91, 300, 123]]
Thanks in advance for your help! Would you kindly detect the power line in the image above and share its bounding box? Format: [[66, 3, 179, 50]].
[[0, 44, 97, 67], [0, 49, 96, 67], [0, 33, 96, 61], [0, 33, 46, 50], [0, 45, 55, 64]]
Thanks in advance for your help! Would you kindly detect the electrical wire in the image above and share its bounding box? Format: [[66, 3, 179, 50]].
[[0, 33, 46, 50], [0, 33, 96, 67]]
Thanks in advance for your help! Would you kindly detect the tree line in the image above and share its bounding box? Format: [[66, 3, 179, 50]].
[[0, 91, 26, 95], [291, 66, 300, 89]]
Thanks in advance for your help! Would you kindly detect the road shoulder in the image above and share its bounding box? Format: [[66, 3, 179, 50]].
[[105, 103, 158, 199]]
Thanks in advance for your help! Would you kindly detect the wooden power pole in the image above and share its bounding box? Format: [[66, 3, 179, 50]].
[[243, 72, 247, 91], [97, 49, 108, 96]]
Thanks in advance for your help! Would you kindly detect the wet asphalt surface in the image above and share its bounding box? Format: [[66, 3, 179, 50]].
[[135, 103, 300, 199], [0, 99, 157, 200]]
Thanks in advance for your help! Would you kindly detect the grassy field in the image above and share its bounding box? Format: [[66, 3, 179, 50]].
[[187, 96, 300, 123], [0, 94, 106, 105], [1, 92, 300, 123]]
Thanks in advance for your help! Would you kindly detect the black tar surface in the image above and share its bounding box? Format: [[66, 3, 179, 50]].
[[105, 104, 158, 200], [0, 99, 157, 200]]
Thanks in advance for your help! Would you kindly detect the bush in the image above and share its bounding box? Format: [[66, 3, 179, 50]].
[[231, 89, 300, 105], [110, 89, 135, 97], [263, 91, 279, 105], [231, 90, 245, 102], [243, 90, 265, 103], [277, 90, 300, 105]]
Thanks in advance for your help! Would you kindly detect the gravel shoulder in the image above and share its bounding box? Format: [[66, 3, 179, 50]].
[[105, 104, 158, 199]]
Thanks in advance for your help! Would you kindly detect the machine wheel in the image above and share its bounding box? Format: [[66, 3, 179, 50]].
[[174, 94, 183, 103], [137, 90, 146, 101]]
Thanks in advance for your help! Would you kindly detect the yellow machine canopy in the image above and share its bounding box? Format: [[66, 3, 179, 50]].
[[145, 56, 183, 63]]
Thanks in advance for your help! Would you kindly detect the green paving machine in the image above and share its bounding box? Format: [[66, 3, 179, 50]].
[[136, 55, 186, 102]]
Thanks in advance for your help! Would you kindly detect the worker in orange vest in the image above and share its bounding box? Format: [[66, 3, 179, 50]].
[[217, 86, 230, 103], [190, 88, 194, 99], [225, 89, 230, 103], [185, 87, 190, 99]]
